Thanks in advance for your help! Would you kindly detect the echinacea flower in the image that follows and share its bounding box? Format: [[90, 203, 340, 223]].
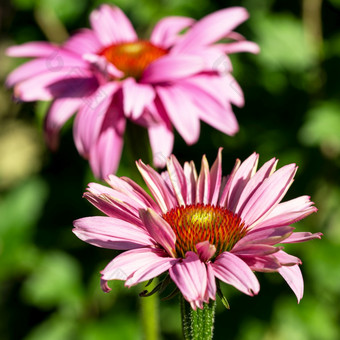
[[73, 149, 321, 309], [6, 5, 259, 178]]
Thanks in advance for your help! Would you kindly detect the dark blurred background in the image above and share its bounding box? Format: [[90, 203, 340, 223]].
[[1, 0, 339, 339]]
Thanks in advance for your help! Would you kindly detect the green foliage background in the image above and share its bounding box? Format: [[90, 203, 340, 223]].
[[0, 0, 339, 339]]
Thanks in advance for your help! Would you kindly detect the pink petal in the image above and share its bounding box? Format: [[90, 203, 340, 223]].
[[169, 252, 208, 310], [281, 231, 322, 243], [44, 97, 83, 150], [240, 164, 298, 227], [139, 208, 176, 257], [73, 216, 155, 249], [90, 5, 137, 46], [150, 16, 195, 48], [218, 41, 260, 54], [209, 148, 223, 205], [206, 263, 217, 300], [241, 255, 281, 272], [166, 155, 187, 206], [101, 248, 174, 285], [122, 78, 155, 119], [254, 196, 318, 230], [173, 7, 249, 53], [83, 53, 124, 78], [234, 158, 278, 215], [156, 85, 200, 145], [63, 28, 101, 55], [212, 251, 260, 296], [274, 251, 302, 266], [278, 265, 304, 302], [184, 161, 198, 205], [6, 41, 58, 57], [196, 241, 216, 262], [136, 160, 177, 213], [89, 107, 126, 178], [141, 55, 205, 83], [196, 155, 210, 204], [148, 123, 174, 168], [73, 83, 119, 157], [231, 244, 281, 257]]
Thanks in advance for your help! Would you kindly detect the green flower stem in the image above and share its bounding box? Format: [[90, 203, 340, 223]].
[[140, 278, 159, 340], [181, 296, 216, 340]]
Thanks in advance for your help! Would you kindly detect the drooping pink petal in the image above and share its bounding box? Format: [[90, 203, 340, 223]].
[[281, 231, 322, 243], [139, 208, 176, 257], [44, 97, 83, 150], [254, 196, 318, 230], [206, 263, 217, 300], [122, 78, 155, 119], [148, 123, 174, 168], [212, 251, 260, 296], [90, 4, 137, 46], [150, 16, 195, 48], [218, 41, 260, 54], [136, 160, 177, 213], [240, 255, 281, 272], [173, 7, 249, 53], [169, 252, 208, 310], [101, 248, 174, 285], [141, 55, 205, 84], [166, 155, 187, 206], [274, 250, 302, 266], [73, 82, 119, 157], [278, 265, 304, 302], [63, 29, 101, 55], [231, 244, 281, 257], [196, 241, 216, 262], [6, 41, 58, 57], [196, 155, 210, 204], [156, 85, 200, 145], [73, 216, 155, 249], [240, 164, 297, 227]]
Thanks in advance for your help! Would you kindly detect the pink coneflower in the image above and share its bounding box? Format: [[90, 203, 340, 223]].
[[6, 5, 259, 178], [73, 149, 321, 309]]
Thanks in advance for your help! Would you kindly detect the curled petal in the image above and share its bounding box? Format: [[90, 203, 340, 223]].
[[278, 265, 304, 303]]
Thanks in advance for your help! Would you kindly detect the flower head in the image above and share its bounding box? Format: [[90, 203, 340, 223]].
[[6, 5, 259, 178], [73, 149, 321, 309]]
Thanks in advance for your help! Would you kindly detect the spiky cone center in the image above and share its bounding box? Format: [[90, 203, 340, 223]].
[[99, 40, 167, 79], [163, 204, 248, 259]]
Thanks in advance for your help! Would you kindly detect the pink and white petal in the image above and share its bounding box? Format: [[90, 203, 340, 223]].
[[196, 155, 210, 204], [156, 85, 200, 145], [278, 265, 304, 302], [241, 164, 297, 228], [44, 97, 83, 150], [73, 83, 119, 157], [136, 160, 177, 212], [63, 29, 101, 55], [231, 244, 281, 257], [240, 255, 281, 272], [235, 226, 294, 247], [254, 196, 318, 230], [89, 112, 126, 178], [196, 241, 216, 262], [101, 248, 171, 283], [6, 41, 58, 57], [282, 231, 322, 243], [184, 161, 198, 205], [139, 208, 176, 257], [173, 7, 249, 53], [206, 263, 217, 300], [169, 252, 208, 310], [274, 250, 302, 266], [141, 55, 205, 84], [223, 153, 259, 212], [218, 41, 260, 54], [166, 155, 187, 206], [212, 251, 260, 296], [209, 148, 223, 205], [90, 5, 137, 46], [148, 123, 174, 168], [150, 16, 195, 48], [234, 158, 278, 215], [122, 78, 155, 119], [73, 216, 155, 249]]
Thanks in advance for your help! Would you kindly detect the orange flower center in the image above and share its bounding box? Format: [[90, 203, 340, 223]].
[[99, 40, 167, 79], [162, 204, 247, 259]]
